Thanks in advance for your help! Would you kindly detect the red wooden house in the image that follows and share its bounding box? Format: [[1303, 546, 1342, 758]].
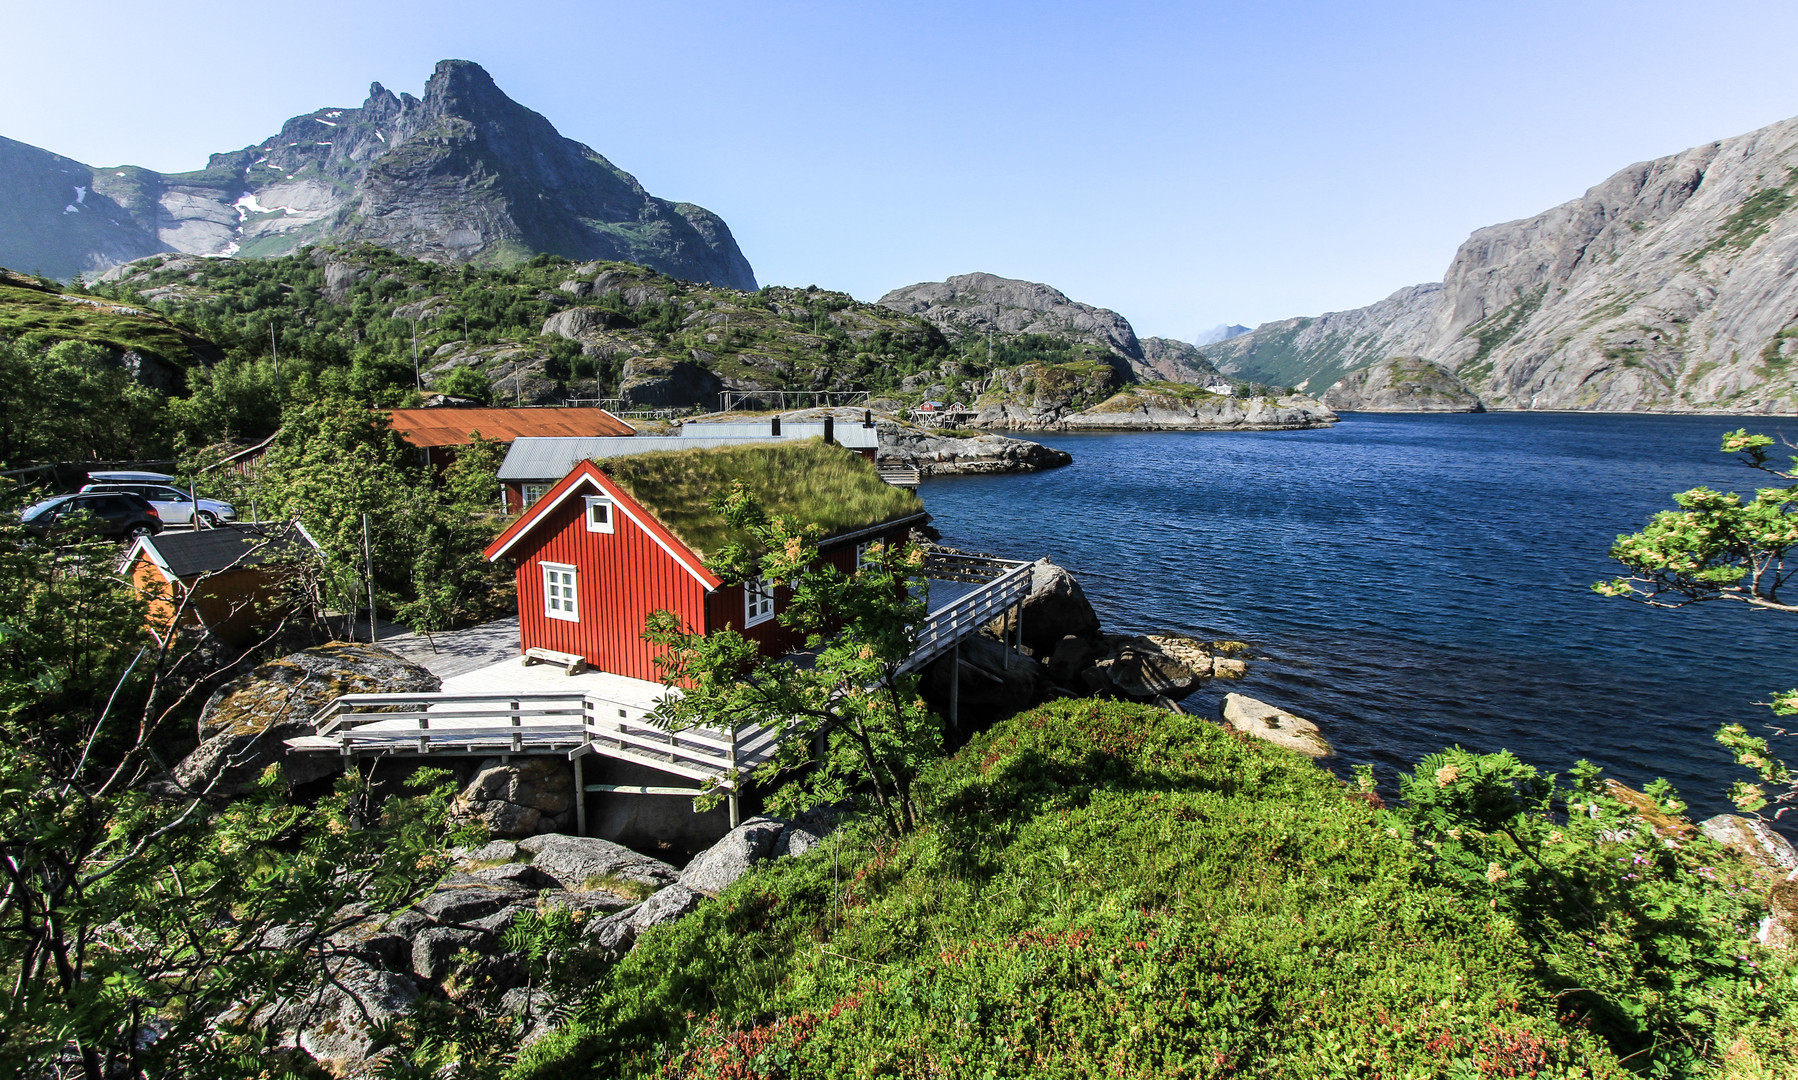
[[483, 440, 928, 682]]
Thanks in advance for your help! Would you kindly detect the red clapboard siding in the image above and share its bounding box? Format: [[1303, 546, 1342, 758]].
[[515, 496, 710, 683]]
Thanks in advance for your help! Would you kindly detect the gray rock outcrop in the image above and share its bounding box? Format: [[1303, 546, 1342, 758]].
[[1058, 390, 1337, 431], [1198, 284, 1445, 394], [515, 833, 681, 891], [879, 426, 1072, 475], [1322, 356, 1485, 413], [160, 643, 438, 798], [1221, 693, 1332, 757], [618, 356, 725, 408], [585, 883, 705, 954]]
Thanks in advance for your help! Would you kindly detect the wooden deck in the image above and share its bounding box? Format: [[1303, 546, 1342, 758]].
[[288, 554, 1037, 827]]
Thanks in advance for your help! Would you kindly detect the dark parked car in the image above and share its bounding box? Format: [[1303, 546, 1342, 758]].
[[20, 492, 163, 540]]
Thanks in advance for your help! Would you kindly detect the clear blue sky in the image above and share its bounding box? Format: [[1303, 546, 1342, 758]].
[[7, 0, 1798, 341]]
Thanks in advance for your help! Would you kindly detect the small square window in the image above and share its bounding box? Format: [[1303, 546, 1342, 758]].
[[521, 483, 549, 508], [542, 563, 578, 621], [584, 496, 614, 533], [744, 575, 775, 627], [855, 541, 882, 573]]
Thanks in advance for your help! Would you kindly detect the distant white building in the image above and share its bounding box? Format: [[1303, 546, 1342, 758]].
[[1205, 383, 1236, 397]]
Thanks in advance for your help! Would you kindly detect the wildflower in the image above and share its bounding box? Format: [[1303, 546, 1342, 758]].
[[1436, 764, 1461, 786], [1486, 862, 1508, 884], [1546, 830, 1564, 843]]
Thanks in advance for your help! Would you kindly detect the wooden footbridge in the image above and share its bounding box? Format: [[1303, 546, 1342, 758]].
[[289, 554, 1036, 828]]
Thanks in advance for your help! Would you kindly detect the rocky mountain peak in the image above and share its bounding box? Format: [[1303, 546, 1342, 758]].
[[0, 61, 755, 288]]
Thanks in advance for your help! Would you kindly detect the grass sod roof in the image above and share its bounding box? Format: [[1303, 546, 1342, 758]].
[[598, 438, 923, 560]]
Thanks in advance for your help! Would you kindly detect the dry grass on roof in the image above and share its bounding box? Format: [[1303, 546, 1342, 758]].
[[599, 438, 923, 559]]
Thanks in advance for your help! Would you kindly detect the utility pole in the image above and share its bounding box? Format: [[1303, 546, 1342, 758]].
[[411, 318, 421, 390], [270, 321, 281, 395], [362, 513, 377, 644], [514, 359, 522, 406]]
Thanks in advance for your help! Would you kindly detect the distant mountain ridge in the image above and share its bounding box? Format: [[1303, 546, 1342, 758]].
[[1202, 112, 1798, 412], [0, 61, 755, 290]]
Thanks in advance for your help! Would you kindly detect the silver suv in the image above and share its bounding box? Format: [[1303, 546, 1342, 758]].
[[79, 472, 238, 528]]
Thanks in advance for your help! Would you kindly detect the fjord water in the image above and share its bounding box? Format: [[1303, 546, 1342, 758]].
[[921, 412, 1798, 821]]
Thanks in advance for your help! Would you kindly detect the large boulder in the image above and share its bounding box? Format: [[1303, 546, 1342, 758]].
[[516, 833, 680, 891], [1098, 636, 1207, 700], [773, 808, 840, 859], [680, 816, 787, 897], [1221, 694, 1332, 757], [451, 756, 576, 838], [162, 644, 439, 797], [1018, 560, 1100, 655]]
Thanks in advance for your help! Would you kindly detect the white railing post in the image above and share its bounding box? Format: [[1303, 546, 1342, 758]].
[[417, 711, 429, 755], [727, 724, 740, 829], [510, 698, 522, 754]]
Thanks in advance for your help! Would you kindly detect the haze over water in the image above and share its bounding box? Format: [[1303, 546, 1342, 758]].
[[922, 412, 1798, 823]]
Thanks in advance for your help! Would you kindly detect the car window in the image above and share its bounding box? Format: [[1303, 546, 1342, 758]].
[[22, 498, 66, 519]]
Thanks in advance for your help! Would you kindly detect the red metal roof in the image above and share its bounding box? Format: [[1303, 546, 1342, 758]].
[[383, 407, 634, 448]]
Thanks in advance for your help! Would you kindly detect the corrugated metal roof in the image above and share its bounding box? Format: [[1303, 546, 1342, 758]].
[[679, 420, 879, 449], [385, 407, 635, 448], [500, 437, 769, 481], [499, 428, 878, 481]]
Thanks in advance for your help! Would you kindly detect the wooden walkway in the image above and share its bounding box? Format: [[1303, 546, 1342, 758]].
[[288, 554, 1036, 827]]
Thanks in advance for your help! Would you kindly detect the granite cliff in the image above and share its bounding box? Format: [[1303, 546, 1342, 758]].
[[1206, 112, 1798, 412], [0, 61, 754, 289]]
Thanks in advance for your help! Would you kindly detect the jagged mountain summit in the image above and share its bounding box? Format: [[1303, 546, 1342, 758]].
[[0, 61, 755, 289], [877, 272, 1220, 384], [1204, 111, 1798, 412]]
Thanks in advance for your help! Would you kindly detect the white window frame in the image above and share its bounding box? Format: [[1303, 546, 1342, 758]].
[[520, 483, 549, 508], [541, 562, 579, 622], [584, 495, 615, 533], [855, 540, 883, 573], [744, 575, 775, 627]]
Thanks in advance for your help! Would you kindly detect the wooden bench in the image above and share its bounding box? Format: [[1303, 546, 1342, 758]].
[[522, 647, 588, 675]]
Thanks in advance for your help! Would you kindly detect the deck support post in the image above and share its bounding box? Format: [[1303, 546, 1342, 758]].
[[1013, 601, 1024, 660], [727, 725, 740, 829], [1001, 606, 1011, 670], [949, 641, 960, 734], [573, 753, 586, 836]]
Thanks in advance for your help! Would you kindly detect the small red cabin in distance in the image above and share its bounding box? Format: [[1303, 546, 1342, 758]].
[[483, 441, 928, 683]]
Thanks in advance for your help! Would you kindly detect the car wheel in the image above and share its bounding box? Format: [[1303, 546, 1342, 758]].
[[197, 511, 219, 528], [128, 524, 154, 539]]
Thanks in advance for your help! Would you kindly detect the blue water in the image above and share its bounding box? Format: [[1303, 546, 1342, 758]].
[[919, 412, 1798, 823]]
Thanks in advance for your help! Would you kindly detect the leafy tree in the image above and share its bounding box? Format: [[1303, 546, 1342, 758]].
[[1595, 429, 1798, 819], [431, 364, 492, 404], [0, 339, 169, 466], [0, 498, 465, 1078], [643, 483, 936, 833], [167, 355, 282, 445]]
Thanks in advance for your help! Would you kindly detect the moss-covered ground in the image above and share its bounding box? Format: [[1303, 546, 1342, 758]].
[[513, 699, 1794, 1079]]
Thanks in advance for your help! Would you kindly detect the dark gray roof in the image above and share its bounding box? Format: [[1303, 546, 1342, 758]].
[[134, 523, 319, 580]]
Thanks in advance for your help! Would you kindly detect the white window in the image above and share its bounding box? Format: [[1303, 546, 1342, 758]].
[[542, 563, 578, 621], [584, 495, 614, 533], [744, 575, 775, 627], [855, 541, 882, 572], [520, 483, 549, 508]]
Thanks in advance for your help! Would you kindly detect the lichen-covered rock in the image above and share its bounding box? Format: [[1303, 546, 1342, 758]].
[[160, 644, 438, 797], [618, 356, 724, 408], [680, 817, 787, 897], [256, 958, 418, 1074], [1699, 814, 1798, 878], [1100, 636, 1208, 700], [1221, 693, 1332, 757], [1059, 390, 1337, 431], [774, 808, 840, 859], [410, 926, 489, 982], [451, 756, 576, 838], [516, 833, 680, 891]]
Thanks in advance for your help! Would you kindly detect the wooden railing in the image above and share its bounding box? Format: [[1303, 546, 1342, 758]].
[[899, 558, 1034, 674], [311, 692, 590, 754], [877, 463, 921, 487]]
